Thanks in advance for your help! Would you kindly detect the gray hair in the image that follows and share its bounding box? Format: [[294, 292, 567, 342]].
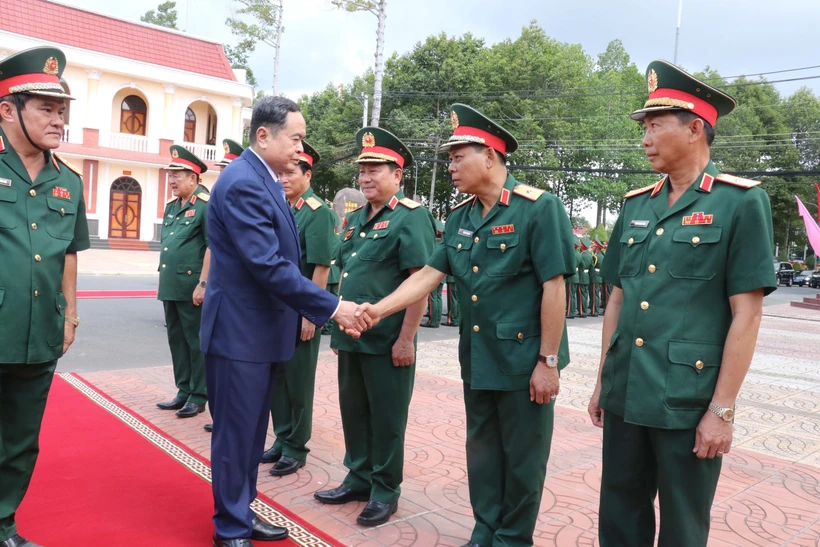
[[249, 96, 300, 144]]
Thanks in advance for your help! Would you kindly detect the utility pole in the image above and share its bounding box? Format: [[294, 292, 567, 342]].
[[272, 0, 284, 95], [673, 0, 683, 64], [362, 94, 369, 128], [428, 134, 441, 213]]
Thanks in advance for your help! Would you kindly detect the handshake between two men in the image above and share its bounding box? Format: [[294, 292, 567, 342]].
[[330, 300, 384, 339]]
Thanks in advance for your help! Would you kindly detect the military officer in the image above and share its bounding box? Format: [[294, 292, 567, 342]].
[[423, 280, 443, 328], [0, 47, 90, 547], [321, 230, 342, 335], [353, 104, 576, 547], [588, 60, 777, 547], [600, 239, 611, 311], [155, 146, 210, 419], [215, 138, 244, 170], [566, 240, 582, 318], [593, 239, 607, 313], [314, 127, 436, 527], [578, 237, 593, 316], [588, 238, 602, 317], [261, 141, 336, 476], [444, 274, 460, 326]]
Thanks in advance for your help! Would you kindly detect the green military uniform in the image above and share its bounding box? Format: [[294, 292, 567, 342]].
[[322, 231, 342, 335], [588, 240, 603, 316], [579, 239, 593, 316], [595, 241, 607, 312], [566, 244, 582, 318], [159, 146, 210, 408], [0, 47, 90, 544], [445, 274, 460, 326], [330, 127, 436, 505], [597, 60, 778, 547], [428, 105, 576, 547], [216, 138, 243, 168], [424, 280, 443, 327], [270, 142, 335, 462]]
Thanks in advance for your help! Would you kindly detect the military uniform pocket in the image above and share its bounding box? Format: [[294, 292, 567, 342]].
[[0, 186, 19, 229], [618, 230, 650, 277], [664, 339, 723, 410], [600, 330, 620, 394], [446, 237, 473, 276], [46, 196, 78, 240], [358, 229, 392, 262], [496, 318, 540, 375], [177, 264, 202, 277], [668, 226, 722, 280], [48, 291, 67, 347], [485, 234, 522, 277]]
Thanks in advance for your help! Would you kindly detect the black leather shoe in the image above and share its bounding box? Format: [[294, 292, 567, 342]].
[[175, 402, 205, 418], [250, 517, 289, 541], [314, 485, 370, 505], [204, 423, 213, 433], [2, 536, 42, 547], [260, 446, 282, 464], [356, 500, 398, 526], [269, 456, 306, 477], [156, 396, 186, 410], [212, 537, 252, 547]]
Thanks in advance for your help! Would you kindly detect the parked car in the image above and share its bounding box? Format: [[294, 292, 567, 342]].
[[810, 272, 820, 289], [794, 270, 813, 287], [774, 262, 795, 286]]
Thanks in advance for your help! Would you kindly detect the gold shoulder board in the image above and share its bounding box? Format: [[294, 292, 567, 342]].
[[399, 197, 421, 209], [715, 174, 761, 189], [512, 184, 546, 202], [196, 192, 210, 202], [451, 196, 475, 211], [53, 153, 83, 178], [305, 196, 322, 210], [624, 183, 657, 199]]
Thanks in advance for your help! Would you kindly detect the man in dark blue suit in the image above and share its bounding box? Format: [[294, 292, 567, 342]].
[[200, 96, 366, 547]]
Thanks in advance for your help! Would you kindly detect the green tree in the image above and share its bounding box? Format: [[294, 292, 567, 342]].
[[223, 41, 258, 88], [226, 0, 284, 94], [141, 1, 178, 29]]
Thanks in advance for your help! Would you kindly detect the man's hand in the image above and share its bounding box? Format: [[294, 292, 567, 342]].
[[63, 323, 76, 355], [392, 338, 415, 367], [355, 302, 382, 329], [588, 383, 604, 428], [693, 410, 733, 459], [530, 364, 559, 405], [193, 285, 206, 306], [301, 317, 316, 342], [334, 300, 370, 338]]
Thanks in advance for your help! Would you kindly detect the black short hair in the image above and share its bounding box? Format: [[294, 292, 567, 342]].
[[298, 161, 311, 175], [250, 96, 300, 145], [674, 110, 715, 146], [0, 93, 35, 109], [469, 143, 506, 164]]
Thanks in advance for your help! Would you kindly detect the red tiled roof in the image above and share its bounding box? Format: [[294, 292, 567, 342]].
[[0, 0, 236, 81]]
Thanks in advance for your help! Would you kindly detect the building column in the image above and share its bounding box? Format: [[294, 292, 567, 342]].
[[231, 97, 243, 141], [84, 69, 102, 146], [163, 84, 177, 140]]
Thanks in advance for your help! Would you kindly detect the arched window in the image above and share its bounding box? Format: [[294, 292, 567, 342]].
[[120, 95, 147, 136], [184, 107, 197, 143], [110, 176, 142, 194]]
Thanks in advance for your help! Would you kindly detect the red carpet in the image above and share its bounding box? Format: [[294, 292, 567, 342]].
[[16, 375, 342, 547], [77, 290, 157, 299]]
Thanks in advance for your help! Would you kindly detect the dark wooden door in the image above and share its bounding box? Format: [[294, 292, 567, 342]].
[[108, 177, 141, 239]]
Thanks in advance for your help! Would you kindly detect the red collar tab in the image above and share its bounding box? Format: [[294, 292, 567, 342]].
[[699, 173, 715, 193], [500, 188, 511, 206], [453, 126, 507, 155], [295, 198, 305, 210], [0, 136, 5, 153], [648, 88, 719, 127], [298, 153, 314, 167], [170, 157, 202, 175], [651, 176, 667, 198], [387, 196, 399, 210]]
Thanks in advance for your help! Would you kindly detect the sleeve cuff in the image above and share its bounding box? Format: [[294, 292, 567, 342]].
[[330, 299, 341, 319]]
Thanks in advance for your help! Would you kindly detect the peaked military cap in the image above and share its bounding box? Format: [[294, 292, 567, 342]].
[[298, 140, 320, 168], [440, 103, 518, 155], [216, 139, 244, 167], [355, 127, 413, 169], [0, 47, 73, 100], [167, 145, 208, 175], [631, 60, 736, 127], [581, 237, 591, 251], [592, 238, 604, 250]]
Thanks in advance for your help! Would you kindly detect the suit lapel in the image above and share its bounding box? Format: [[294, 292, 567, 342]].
[[242, 149, 299, 241]]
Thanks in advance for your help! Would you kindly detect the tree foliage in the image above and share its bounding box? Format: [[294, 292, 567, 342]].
[[141, 1, 178, 29]]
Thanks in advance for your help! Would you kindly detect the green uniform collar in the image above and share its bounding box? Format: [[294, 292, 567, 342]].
[[468, 173, 517, 229], [0, 127, 60, 186], [293, 186, 316, 211], [362, 190, 405, 219], [650, 161, 720, 222]]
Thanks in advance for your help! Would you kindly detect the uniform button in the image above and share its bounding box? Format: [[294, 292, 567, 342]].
[[185, 221, 190, 225], [648, 264, 657, 273], [474, 237, 480, 243], [628, 237, 634, 245], [351, 252, 357, 257], [517, 333, 524, 340], [34, 290, 39, 297], [656, 228, 664, 236], [163, 247, 168, 251], [170, 232, 174, 236], [695, 360, 704, 370], [472, 266, 479, 273], [162, 264, 166, 268], [343, 272, 349, 278], [640, 301, 649, 310], [635, 338, 644, 347], [34, 254, 41, 262], [471, 295, 477, 302], [373, 233, 379, 239], [500, 243, 506, 250], [692, 236, 700, 244], [457, 243, 462, 249], [29, 189, 36, 197], [60, 208, 65, 216], [360, 232, 366, 238], [31, 223, 37, 230], [187, 270, 192, 275], [473, 325, 480, 332]]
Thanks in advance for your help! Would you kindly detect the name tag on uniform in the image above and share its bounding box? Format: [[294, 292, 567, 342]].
[[185, 210, 196, 217], [0, 178, 10, 187], [630, 220, 650, 228], [491, 224, 515, 235], [457, 228, 474, 237], [374, 221, 389, 230], [52, 186, 71, 200]]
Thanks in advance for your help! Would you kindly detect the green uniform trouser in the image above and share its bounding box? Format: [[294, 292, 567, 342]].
[[270, 332, 321, 461], [600, 413, 721, 547], [464, 383, 554, 547], [580, 283, 590, 316], [567, 283, 582, 318], [162, 300, 207, 405], [322, 284, 339, 335], [338, 350, 414, 504], [589, 282, 599, 316], [0, 361, 57, 541], [599, 282, 608, 311], [446, 282, 461, 326], [426, 284, 442, 327]]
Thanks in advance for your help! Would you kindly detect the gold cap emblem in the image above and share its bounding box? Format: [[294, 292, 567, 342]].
[[223, 142, 230, 154], [362, 132, 376, 148], [171, 149, 179, 158], [451, 111, 459, 130], [43, 57, 59, 76], [648, 69, 659, 94]]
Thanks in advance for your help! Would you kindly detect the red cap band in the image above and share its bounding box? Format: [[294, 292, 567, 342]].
[[647, 88, 719, 127], [0, 73, 62, 97], [223, 153, 238, 161], [360, 145, 404, 168], [170, 157, 202, 174], [453, 126, 507, 155], [298, 153, 314, 167]]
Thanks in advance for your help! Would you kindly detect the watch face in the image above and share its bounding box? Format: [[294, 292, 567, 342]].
[[723, 408, 735, 421]]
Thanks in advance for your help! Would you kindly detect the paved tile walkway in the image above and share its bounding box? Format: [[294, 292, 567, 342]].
[[78, 249, 159, 276], [78, 310, 820, 546]]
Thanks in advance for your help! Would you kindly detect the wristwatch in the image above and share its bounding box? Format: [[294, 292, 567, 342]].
[[708, 402, 735, 422], [198, 280, 208, 288], [65, 316, 80, 328], [538, 354, 559, 368]]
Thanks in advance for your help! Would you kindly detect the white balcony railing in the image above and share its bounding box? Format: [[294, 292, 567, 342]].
[[110, 132, 150, 153], [178, 142, 219, 162], [61, 125, 70, 143]]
